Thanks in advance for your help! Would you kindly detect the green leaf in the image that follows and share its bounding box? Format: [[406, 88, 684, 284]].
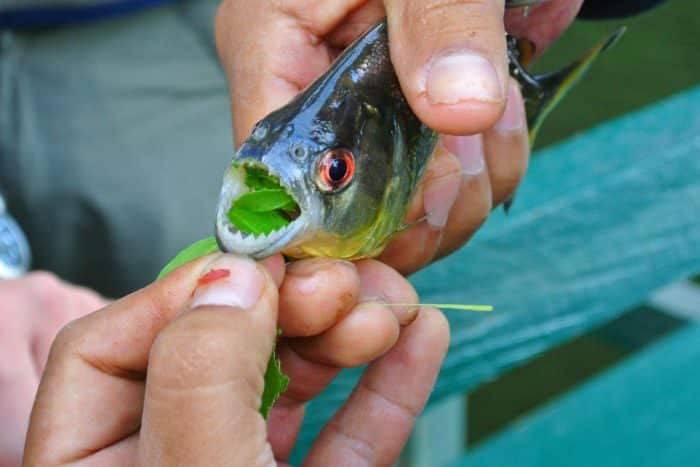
[[261, 343, 290, 418], [228, 207, 290, 235], [227, 165, 299, 236], [232, 189, 297, 212], [157, 236, 219, 280], [244, 166, 283, 191]]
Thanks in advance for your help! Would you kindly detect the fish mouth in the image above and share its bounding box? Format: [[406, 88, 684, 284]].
[[215, 162, 308, 259]]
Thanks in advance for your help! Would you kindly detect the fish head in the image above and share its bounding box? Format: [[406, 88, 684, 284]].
[[215, 85, 410, 260]]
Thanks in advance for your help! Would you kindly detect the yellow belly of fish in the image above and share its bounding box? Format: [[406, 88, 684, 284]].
[[282, 232, 387, 260]]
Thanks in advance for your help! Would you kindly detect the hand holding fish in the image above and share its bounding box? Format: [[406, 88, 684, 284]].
[[214, 0, 587, 274], [23, 253, 448, 465]]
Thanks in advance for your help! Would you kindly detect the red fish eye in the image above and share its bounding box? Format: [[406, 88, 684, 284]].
[[319, 148, 355, 191]]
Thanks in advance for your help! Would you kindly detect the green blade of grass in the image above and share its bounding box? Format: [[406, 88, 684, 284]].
[[385, 303, 494, 312]]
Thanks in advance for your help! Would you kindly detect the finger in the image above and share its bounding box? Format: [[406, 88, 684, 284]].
[[259, 253, 286, 288], [266, 344, 339, 461], [304, 308, 450, 465], [139, 256, 279, 466], [483, 79, 529, 206], [379, 145, 462, 275], [278, 259, 360, 337], [268, 259, 418, 459], [385, 0, 508, 135], [23, 253, 258, 465], [435, 134, 494, 259], [289, 302, 399, 368]]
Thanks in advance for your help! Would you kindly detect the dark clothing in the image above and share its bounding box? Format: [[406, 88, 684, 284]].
[[0, 0, 669, 28], [579, 0, 666, 19]]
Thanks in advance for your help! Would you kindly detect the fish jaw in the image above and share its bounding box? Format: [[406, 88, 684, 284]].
[[214, 164, 315, 259]]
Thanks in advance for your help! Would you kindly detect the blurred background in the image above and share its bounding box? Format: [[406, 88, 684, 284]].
[[404, 1, 700, 464]]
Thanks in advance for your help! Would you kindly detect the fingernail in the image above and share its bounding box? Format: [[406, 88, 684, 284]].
[[424, 51, 502, 105], [443, 135, 485, 175], [494, 82, 526, 133], [191, 256, 264, 309], [424, 170, 461, 229]]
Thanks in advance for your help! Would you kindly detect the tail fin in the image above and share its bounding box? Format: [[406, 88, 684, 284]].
[[509, 28, 626, 145], [503, 28, 625, 213]]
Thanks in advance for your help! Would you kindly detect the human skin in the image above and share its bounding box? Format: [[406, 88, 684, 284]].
[[214, 0, 584, 275], [0, 274, 107, 467], [23, 253, 450, 466], [8, 1, 587, 464]]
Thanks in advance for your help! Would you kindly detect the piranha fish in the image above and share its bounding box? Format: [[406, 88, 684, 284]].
[[215, 19, 623, 260]]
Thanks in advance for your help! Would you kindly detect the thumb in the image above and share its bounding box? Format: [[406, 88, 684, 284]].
[[138, 254, 278, 466], [384, 0, 509, 135]]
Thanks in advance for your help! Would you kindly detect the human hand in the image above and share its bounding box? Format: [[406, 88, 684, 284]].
[[214, 0, 584, 275], [0, 273, 106, 467], [24, 253, 449, 465]]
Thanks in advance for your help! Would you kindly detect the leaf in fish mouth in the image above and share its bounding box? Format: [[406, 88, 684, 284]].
[[227, 166, 299, 236]]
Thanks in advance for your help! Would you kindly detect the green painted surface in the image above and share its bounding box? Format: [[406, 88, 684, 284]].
[[292, 87, 700, 461], [451, 324, 700, 467], [533, 0, 700, 149], [468, 306, 685, 446]]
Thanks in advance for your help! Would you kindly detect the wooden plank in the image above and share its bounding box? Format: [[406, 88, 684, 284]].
[[450, 324, 700, 467], [291, 88, 700, 461]]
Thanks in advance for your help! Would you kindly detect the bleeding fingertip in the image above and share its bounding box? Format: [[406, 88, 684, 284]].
[[191, 256, 264, 310], [443, 135, 485, 175]]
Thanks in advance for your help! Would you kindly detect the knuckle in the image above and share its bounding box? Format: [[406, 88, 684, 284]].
[[411, 0, 502, 36], [326, 420, 378, 464]]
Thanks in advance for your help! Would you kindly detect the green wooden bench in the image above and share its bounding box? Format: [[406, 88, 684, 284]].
[[290, 86, 700, 465], [450, 323, 700, 467]]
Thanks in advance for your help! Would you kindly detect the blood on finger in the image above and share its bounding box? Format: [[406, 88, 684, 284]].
[[197, 269, 231, 286]]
